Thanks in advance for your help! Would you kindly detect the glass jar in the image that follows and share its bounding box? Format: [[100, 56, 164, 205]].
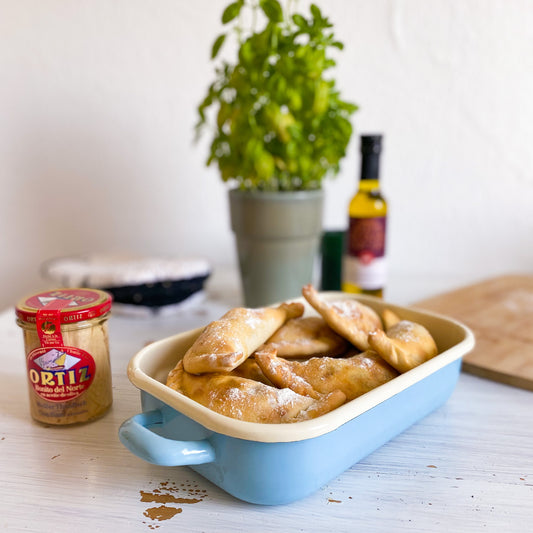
[[15, 288, 113, 425]]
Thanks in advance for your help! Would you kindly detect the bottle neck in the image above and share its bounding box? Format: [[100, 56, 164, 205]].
[[358, 179, 380, 192], [360, 153, 380, 181]]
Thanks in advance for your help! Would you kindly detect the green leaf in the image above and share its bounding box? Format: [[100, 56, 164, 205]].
[[254, 149, 275, 179], [312, 80, 330, 114], [211, 33, 226, 58], [287, 89, 302, 111], [260, 0, 283, 23], [292, 14, 307, 29], [198, 0, 358, 190], [222, 1, 243, 24], [310, 4, 322, 21], [238, 39, 255, 65]]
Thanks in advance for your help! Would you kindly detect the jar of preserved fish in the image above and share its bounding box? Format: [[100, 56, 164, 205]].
[[15, 288, 113, 425]]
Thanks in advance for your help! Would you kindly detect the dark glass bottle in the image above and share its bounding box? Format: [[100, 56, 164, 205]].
[[342, 135, 387, 297]]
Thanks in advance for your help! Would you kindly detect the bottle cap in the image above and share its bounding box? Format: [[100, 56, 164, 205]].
[[361, 135, 383, 155], [15, 288, 112, 324]]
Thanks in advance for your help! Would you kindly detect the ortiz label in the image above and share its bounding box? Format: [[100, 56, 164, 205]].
[[344, 216, 387, 289], [26, 346, 95, 402]]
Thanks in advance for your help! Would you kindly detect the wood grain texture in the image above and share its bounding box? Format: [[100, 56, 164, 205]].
[[415, 274, 533, 391]]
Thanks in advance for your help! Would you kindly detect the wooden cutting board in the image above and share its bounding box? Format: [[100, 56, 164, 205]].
[[415, 274, 533, 392]]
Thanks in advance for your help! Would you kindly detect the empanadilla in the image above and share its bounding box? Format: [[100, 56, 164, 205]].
[[255, 346, 398, 401], [265, 316, 349, 358], [166, 361, 346, 423], [182, 302, 304, 375], [230, 357, 272, 385], [367, 319, 438, 373], [301, 284, 382, 351], [381, 308, 401, 330]]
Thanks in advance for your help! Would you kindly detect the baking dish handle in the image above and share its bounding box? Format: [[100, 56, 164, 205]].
[[118, 409, 215, 467]]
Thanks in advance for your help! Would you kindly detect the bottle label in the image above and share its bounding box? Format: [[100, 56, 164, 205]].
[[36, 307, 65, 347], [344, 216, 387, 289], [27, 346, 96, 403]]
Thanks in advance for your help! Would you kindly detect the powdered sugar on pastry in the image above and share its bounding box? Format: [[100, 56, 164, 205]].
[[164, 289, 440, 424], [301, 284, 382, 351], [181, 302, 304, 375], [167, 360, 346, 423], [255, 347, 398, 401], [265, 316, 348, 358], [368, 318, 438, 373]]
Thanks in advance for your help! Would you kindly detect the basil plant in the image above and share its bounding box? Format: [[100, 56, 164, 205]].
[[196, 0, 358, 191]]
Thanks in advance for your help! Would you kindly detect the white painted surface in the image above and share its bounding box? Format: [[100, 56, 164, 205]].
[[1, 0, 533, 309], [1, 278, 532, 532]]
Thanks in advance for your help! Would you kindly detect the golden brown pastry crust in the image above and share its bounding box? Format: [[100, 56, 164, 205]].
[[382, 308, 401, 330], [230, 357, 273, 385], [255, 347, 398, 401], [164, 289, 441, 424], [301, 284, 383, 351], [182, 302, 304, 375], [166, 360, 346, 423], [265, 316, 349, 358], [367, 319, 438, 373]]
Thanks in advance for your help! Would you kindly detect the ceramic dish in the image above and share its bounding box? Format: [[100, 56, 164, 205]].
[[119, 293, 475, 505], [41, 254, 211, 315]]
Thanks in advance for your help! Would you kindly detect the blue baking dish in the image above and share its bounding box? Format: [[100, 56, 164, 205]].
[[119, 293, 475, 505]]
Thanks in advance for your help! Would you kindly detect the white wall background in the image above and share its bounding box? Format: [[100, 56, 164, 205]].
[[1, 0, 532, 309]]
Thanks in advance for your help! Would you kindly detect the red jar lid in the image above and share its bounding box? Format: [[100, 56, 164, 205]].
[[15, 288, 112, 324]]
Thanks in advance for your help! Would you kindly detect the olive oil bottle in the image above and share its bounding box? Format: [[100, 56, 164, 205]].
[[342, 135, 387, 297]]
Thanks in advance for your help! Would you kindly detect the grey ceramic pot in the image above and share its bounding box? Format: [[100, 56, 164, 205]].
[[229, 188, 324, 307]]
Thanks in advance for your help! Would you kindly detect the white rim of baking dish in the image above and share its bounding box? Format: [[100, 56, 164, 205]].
[[126, 293, 475, 443]]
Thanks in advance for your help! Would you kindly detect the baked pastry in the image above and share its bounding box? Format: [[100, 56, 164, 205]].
[[381, 308, 401, 330], [182, 302, 304, 374], [301, 284, 382, 351], [164, 287, 440, 424], [255, 346, 398, 401], [367, 319, 438, 373], [166, 361, 346, 423], [265, 316, 349, 358], [230, 357, 272, 385]]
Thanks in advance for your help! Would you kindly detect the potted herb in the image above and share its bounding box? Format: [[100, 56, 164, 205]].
[[196, 0, 357, 306]]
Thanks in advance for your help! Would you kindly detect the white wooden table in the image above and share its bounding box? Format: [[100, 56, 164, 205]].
[[1, 272, 532, 532]]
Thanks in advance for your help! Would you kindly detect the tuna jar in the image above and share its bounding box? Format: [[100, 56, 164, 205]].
[[15, 288, 113, 425]]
